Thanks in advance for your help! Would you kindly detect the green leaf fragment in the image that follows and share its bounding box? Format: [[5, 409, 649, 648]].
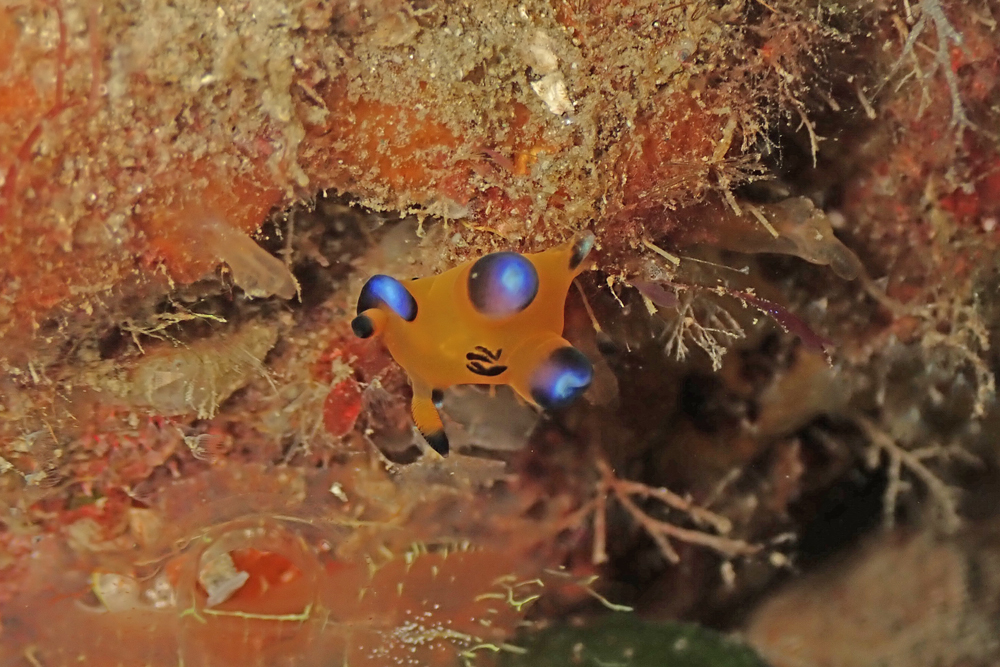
[[498, 615, 770, 667]]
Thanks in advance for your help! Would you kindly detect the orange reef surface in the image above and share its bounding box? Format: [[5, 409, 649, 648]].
[[0, 463, 590, 667], [3, 0, 1000, 665], [0, 0, 850, 359]]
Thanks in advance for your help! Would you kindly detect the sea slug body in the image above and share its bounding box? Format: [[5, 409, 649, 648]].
[[352, 233, 596, 455]]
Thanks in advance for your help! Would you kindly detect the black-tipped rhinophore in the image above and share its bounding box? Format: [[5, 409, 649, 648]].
[[569, 232, 596, 270], [357, 275, 418, 321], [425, 430, 450, 456], [431, 389, 445, 408], [351, 314, 375, 338]]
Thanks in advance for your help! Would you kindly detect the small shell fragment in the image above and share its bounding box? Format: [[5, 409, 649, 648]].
[[531, 73, 574, 116], [198, 551, 250, 607], [92, 572, 144, 612]]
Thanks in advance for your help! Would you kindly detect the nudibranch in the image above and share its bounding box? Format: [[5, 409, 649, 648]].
[[352, 233, 596, 456]]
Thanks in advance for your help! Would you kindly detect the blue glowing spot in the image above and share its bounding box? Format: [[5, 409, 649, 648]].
[[467, 252, 539, 318], [530, 347, 593, 410], [357, 275, 418, 321], [569, 232, 595, 269]]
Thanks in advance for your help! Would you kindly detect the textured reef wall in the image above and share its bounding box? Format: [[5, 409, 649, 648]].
[[2, 0, 1000, 664]]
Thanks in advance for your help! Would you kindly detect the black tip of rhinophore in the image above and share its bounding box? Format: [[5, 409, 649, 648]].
[[425, 430, 450, 456], [351, 314, 374, 339], [431, 389, 445, 409], [596, 332, 620, 356]]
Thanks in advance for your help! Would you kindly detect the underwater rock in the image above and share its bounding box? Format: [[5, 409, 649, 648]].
[[746, 530, 1000, 667]]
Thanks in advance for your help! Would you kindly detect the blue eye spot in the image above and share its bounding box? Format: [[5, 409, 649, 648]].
[[357, 275, 418, 322], [468, 252, 539, 318], [529, 346, 593, 410]]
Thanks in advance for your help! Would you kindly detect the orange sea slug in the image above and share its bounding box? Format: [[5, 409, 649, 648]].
[[352, 234, 596, 455]]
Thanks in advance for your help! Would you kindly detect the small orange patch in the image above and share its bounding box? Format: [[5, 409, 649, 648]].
[[226, 548, 304, 605], [323, 379, 363, 437], [0, 9, 19, 72]]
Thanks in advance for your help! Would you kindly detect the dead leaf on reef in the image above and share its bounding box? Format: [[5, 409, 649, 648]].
[[120, 321, 280, 419]]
